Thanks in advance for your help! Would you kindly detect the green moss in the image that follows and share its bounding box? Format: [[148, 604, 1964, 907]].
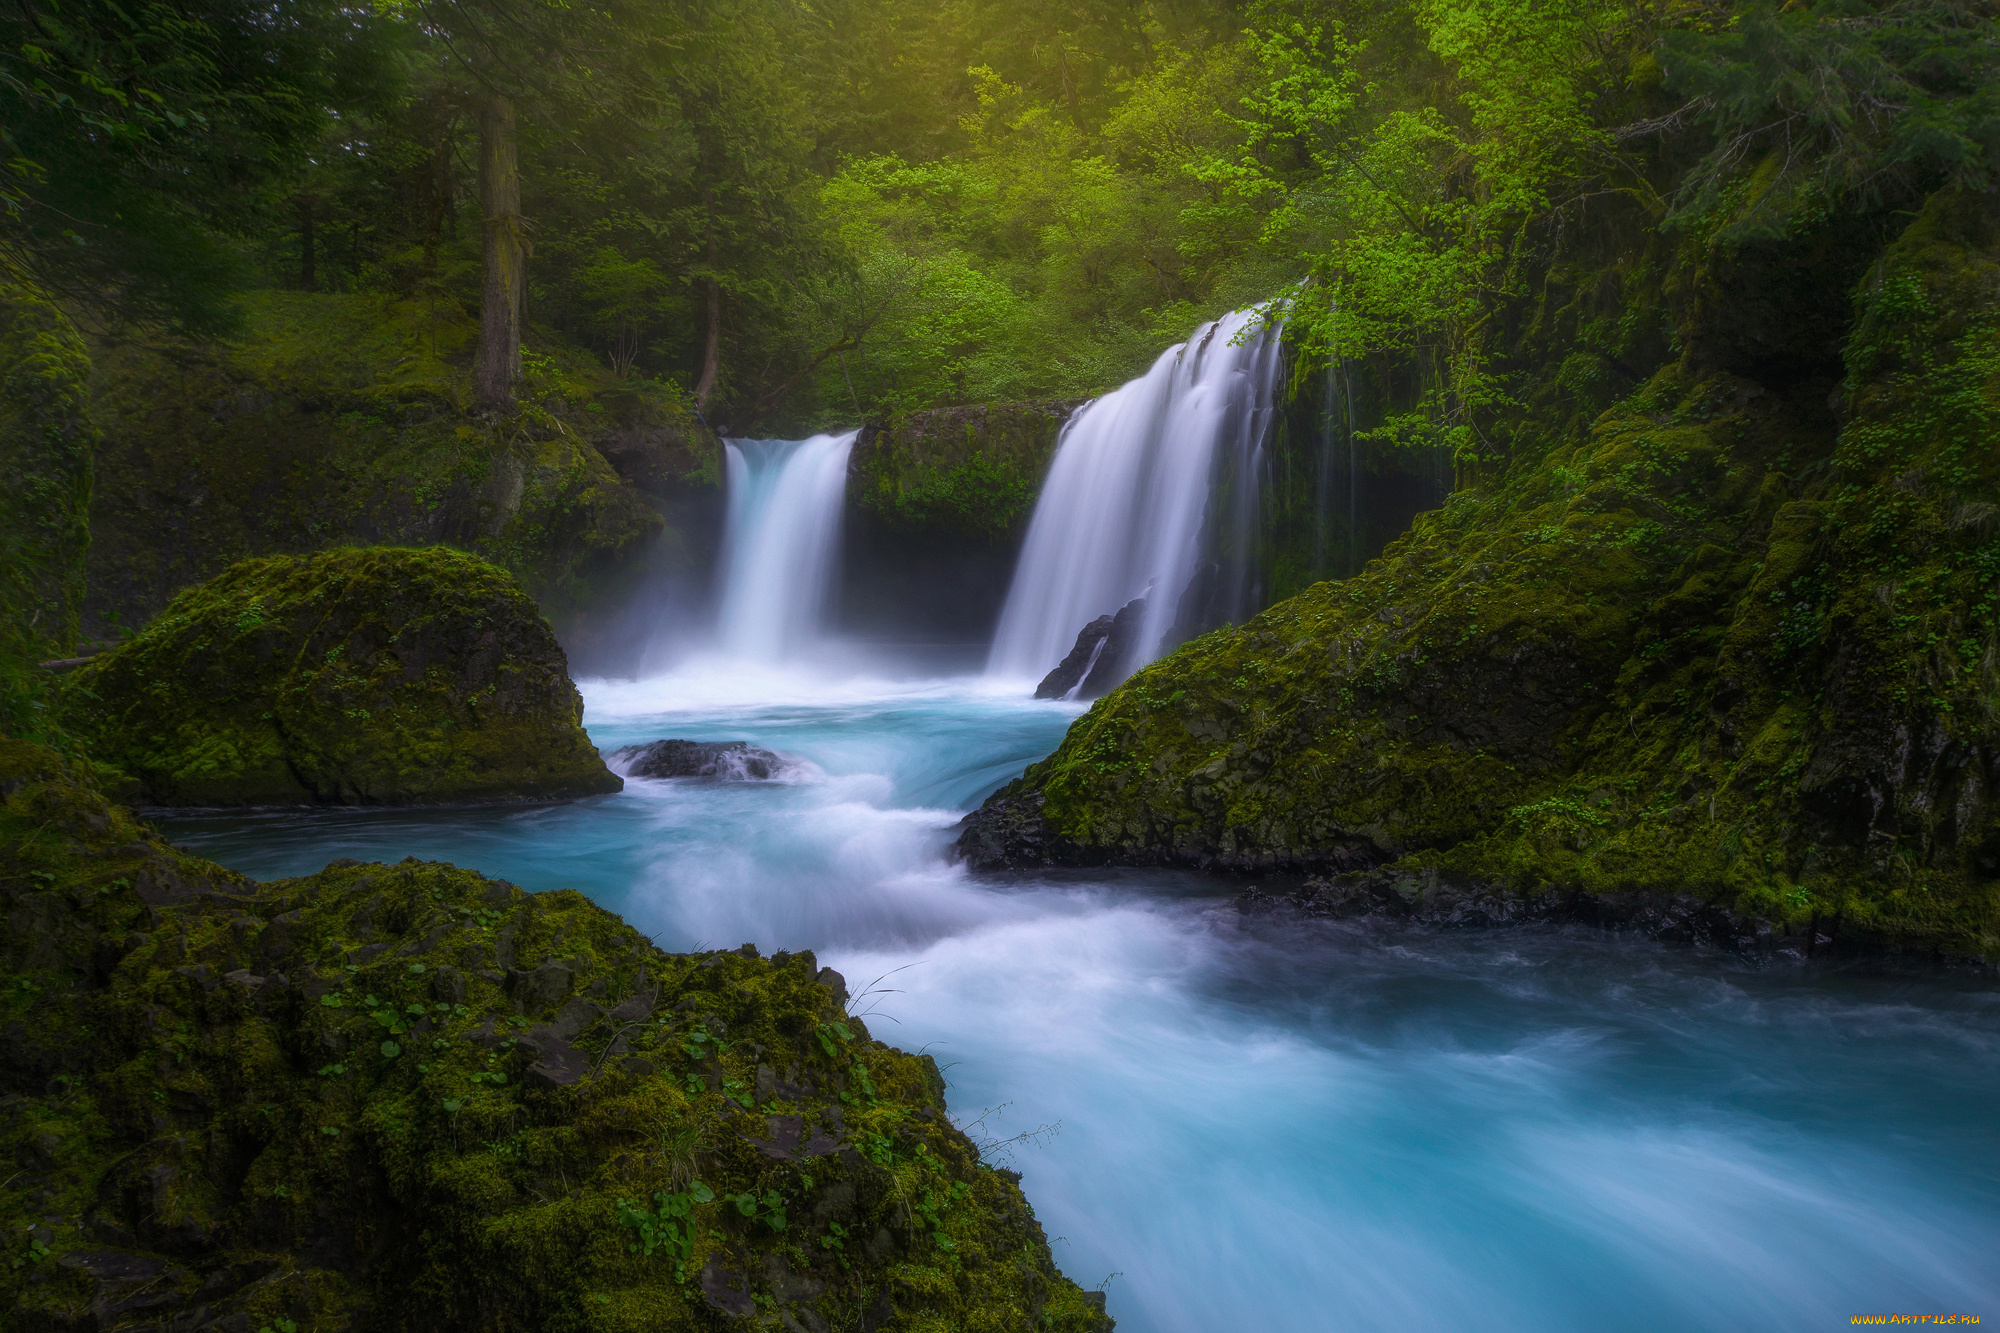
[[59, 546, 621, 806], [852, 402, 1076, 539], [0, 740, 1112, 1332], [0, 283, 97, 740], [965, 188, 2000, 961], [84, 291, 686, 639]]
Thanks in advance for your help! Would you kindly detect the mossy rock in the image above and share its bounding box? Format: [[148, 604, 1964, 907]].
[[60, 546, 621, 806], [0, 739, 1114, 1331], [961, 189, 2000, 961], [850, 402, 1079, 540]]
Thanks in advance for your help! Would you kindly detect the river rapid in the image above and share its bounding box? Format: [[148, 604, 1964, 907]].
[[163, 662, 2000, 1331]]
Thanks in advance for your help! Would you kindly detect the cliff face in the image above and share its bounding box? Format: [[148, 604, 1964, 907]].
[[838, 401, 1077, 644], [0, 740, 1114, 1332], [960, 190, 2000, 962], [61, 547, 621, 806], [83, 292, 720, 653]]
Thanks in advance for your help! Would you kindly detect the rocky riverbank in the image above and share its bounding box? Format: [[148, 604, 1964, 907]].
[[959, 188, 2000, 965], [0, 739, 1115, 1332]]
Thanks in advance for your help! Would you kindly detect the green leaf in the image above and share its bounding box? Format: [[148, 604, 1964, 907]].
[[380, 1040, 401, 1058]]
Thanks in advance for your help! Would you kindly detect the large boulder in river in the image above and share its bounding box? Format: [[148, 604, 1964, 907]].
[[61, 546, 621, 805], [612, 738, 799, 780], [0, 739, 1114, 1332]]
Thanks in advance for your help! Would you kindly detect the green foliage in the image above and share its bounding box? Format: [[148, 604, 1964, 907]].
[[850, 400, 1073, 539], [0, 0, 395, 331], [0, 283, 94, 741], [1663, 0, 2000, 241], [615, 1181, 714, 1276], [84, 290, 677, 633]]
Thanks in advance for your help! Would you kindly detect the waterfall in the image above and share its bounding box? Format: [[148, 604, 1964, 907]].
[[715, 430, 858, 659], [987, 307, 1284, 681]]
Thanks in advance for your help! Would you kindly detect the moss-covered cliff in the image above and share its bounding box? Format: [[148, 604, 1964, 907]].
[[84, 292, 722, 650], [840, 402, 1077, 643], [0, 739, 1113, 1331], [848, 402, 1077, 540], [0, 285, 97, 738], [961, 189, 2000, 962], [61, 547, 620, 806]]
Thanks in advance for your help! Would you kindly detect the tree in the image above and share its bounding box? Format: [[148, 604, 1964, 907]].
[[403, 0, 690, 407], [0, 0, 392, 330]]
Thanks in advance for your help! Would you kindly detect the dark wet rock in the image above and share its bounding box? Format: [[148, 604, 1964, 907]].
[[956, 790, 1098, 871], [508, 960, 575, 1010], [524, 1035, 590, 1088], [612, 738, 798, 781], [548, 996, 604, 1042], [746, 1113, 843, 1161], [1035, 597, 1147, 700], [701, 1257, 757, 1316], [1036, 615, 1114, 700], [1235, 869, 1848, 961]]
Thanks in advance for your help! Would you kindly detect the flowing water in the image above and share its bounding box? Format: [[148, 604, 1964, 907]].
[[989, 308, 1284, 681], [164, 666, 2000, 1331], [157, 409, 2000, 1328], [715, 431, 859, 658]]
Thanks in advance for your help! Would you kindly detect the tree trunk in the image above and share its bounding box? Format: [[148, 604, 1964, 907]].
[[476, 92, 526, 409], [693, 191, 720, 412], [297, 197, 316, 292]]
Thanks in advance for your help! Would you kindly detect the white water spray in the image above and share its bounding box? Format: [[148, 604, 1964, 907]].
[[988, 308, 1283, 680], [715, 431, 858, 659]]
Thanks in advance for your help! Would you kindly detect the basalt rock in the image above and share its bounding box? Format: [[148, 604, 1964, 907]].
[[1236, 870, 1843, 961], [0, 737, 1114, 1332], [59, 546, 622, 806], [1035, 597, 1147, 701], [612, 738, 797, 781]]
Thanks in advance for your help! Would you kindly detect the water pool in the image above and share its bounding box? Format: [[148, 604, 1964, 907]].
[[161, 667, 2000, 1332]]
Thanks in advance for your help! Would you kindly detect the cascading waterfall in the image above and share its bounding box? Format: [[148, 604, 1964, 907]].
[[988, 307, 1284, 681], [714, 430, 858, 659]]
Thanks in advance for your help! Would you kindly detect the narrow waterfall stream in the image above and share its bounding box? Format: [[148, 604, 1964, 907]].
[[988, 308, 1284, 682], [715, 431, 859, 658]]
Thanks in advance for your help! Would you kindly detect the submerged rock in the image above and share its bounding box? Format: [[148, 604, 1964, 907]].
[[60, 546, 621, 805], [612, 737, 797, 780], [0, 738, 1114, 1332], [1034, 596, 1147, 700]]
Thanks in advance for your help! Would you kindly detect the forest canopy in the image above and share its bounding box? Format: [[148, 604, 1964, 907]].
[[4, 0, 1995, 433]]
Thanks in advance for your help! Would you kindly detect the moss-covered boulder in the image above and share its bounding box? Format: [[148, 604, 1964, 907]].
[[961, 189, 2000, 961], [0, 740, 1113, 1331], [61, 546, 621, 806]]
